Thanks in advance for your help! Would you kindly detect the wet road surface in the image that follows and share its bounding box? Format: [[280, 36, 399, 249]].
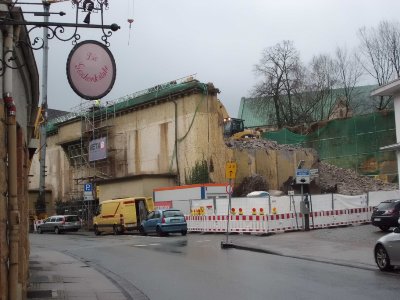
[[30, 230, 400, 300]]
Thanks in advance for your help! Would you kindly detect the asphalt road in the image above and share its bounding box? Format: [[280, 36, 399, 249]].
[[30, 227, 400, 300]]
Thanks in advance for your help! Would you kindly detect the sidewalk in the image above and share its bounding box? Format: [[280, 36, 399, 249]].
[[28, 248, 127, 300], [220, 225, 379, 271]]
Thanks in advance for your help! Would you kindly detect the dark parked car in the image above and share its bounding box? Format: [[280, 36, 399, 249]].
[[374, 218, 400, 271], [139, 209, 187, 236], [371, 200, 400, 231], [37, 215, 81, 234]]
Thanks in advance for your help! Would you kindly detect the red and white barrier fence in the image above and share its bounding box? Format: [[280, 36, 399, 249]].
[[33, 219, 45, 232], [186, 207, 373, 233]]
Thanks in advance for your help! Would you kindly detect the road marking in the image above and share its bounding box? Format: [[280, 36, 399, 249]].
[[133, 244, 147, 247], [195, 239, 211, 243], [148, 243, 160, 246]]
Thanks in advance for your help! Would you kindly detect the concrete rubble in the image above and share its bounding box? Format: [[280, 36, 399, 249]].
[[226, 139, 398, 195], [318, 161, 398, 195], [225, 138, 305, 151]]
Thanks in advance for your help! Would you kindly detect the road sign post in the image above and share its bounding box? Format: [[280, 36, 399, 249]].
[[222, 162, 236, 249]]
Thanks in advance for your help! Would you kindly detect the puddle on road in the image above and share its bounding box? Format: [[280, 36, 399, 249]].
[[129, 238, 188, 254]]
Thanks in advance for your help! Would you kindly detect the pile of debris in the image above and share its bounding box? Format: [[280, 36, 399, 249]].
[[318, 162, 398, 195], [225, 139, 305, 151], [232, 174, 268, 197], [226, 139, 398, 195]]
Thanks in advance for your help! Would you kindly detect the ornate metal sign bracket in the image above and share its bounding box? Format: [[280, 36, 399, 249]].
[[0, 0, 120, 76]]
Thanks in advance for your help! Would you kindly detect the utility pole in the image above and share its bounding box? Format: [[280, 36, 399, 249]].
[[37, 1, 50, 218]]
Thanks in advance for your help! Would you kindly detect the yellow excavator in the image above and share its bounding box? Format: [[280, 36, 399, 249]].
[[223, 118, 261, 139]]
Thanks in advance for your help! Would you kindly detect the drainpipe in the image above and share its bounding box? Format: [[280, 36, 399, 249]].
[[4, 25, 20, 300], [0, 27, 8, 300], [172, 100, 180, 185]]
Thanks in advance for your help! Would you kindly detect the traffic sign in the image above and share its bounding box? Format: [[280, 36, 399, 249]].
[[84, 183, 92, 192], [225, 162, 237, 179], [226, 184, 233, 195], [295, 169, 310, 184]]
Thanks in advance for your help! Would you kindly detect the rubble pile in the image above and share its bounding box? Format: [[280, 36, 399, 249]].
[[318, 162, 398, 195], [225, 139, 305, 151], [232, 174, 268, 197], [226, 138, 398, 195]]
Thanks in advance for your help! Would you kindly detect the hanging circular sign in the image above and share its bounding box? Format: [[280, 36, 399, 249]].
[[66, 40, 116, 100]]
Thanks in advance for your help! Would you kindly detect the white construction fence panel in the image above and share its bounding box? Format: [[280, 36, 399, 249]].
[[368, 190, 400, 207]]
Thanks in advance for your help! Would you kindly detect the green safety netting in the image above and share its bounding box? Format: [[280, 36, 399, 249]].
[[263, 111, 397, 178]]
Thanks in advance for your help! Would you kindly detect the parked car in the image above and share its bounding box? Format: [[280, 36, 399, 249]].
[[371, 199, 400, 231], [37, 215, 81, 234], [374, 218, 400, 271], [139, 209, 187, 236]]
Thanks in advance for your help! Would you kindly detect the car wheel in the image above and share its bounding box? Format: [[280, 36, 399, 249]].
[[37, 227, 42, 234], [139, 226, 147, 236], [54, 227, 60, 234], [379, 225, 390, 232], [181, 230, 187, 236], [156, 226, 163, 237], [94, 225, 101, 236], [375, 244, 393, 271]]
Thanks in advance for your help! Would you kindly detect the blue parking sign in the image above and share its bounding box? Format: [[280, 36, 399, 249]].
[[84, 183, 92, 192]]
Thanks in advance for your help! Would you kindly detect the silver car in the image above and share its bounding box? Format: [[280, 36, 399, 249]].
[[374, 218, 400, 271], [37, 215, 81, 234]]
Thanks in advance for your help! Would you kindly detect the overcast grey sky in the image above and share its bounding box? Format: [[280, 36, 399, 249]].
[[25, 0, 400, 117]]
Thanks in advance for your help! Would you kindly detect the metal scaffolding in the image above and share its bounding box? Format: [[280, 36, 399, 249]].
[[63, 99, 116, 228]]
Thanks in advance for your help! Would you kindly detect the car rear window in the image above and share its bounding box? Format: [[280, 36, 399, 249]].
[[65, 216, 79, 222], [163, 210, 184, 218], [377, 201, 397, 210]]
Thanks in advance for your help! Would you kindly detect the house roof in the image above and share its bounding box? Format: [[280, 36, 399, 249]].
[[371, 79, 400, 97]]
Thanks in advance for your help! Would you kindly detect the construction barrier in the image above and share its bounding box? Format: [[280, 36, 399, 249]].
[[33, 219, 44, 233], [185, 206, 374, 233]]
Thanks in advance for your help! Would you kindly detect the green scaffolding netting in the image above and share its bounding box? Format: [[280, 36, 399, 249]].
[[46, 80, 209, 134], [263, 111, 397, 180]]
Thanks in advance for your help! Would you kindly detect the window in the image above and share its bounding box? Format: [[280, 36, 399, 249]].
[[147, 212, 155, 219], [154, 211, 161, 219], [50, 218, 56, 222], [65, 216, 79, 222], [377, 201, 397, 210], [163, 210, 184, 218], [56, 217, 64, 222]]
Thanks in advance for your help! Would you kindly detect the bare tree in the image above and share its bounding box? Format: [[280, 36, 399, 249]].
[[252, 40, 303, 128], [382, 21, 400, 78], [306, 54, 339, 120], [358, 21, 397, 110], [334, 47, 364, 117]]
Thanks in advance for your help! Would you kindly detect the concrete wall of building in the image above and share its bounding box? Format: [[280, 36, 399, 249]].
[[231, 148, 316, 190], [97, 177, 176, 202], [29, 82, 317, 206]]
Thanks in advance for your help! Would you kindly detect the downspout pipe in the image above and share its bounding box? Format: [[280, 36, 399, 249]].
[[172, 100, 180, 185], [0, 27, 8, 300], [4, 24, 20, 300]]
